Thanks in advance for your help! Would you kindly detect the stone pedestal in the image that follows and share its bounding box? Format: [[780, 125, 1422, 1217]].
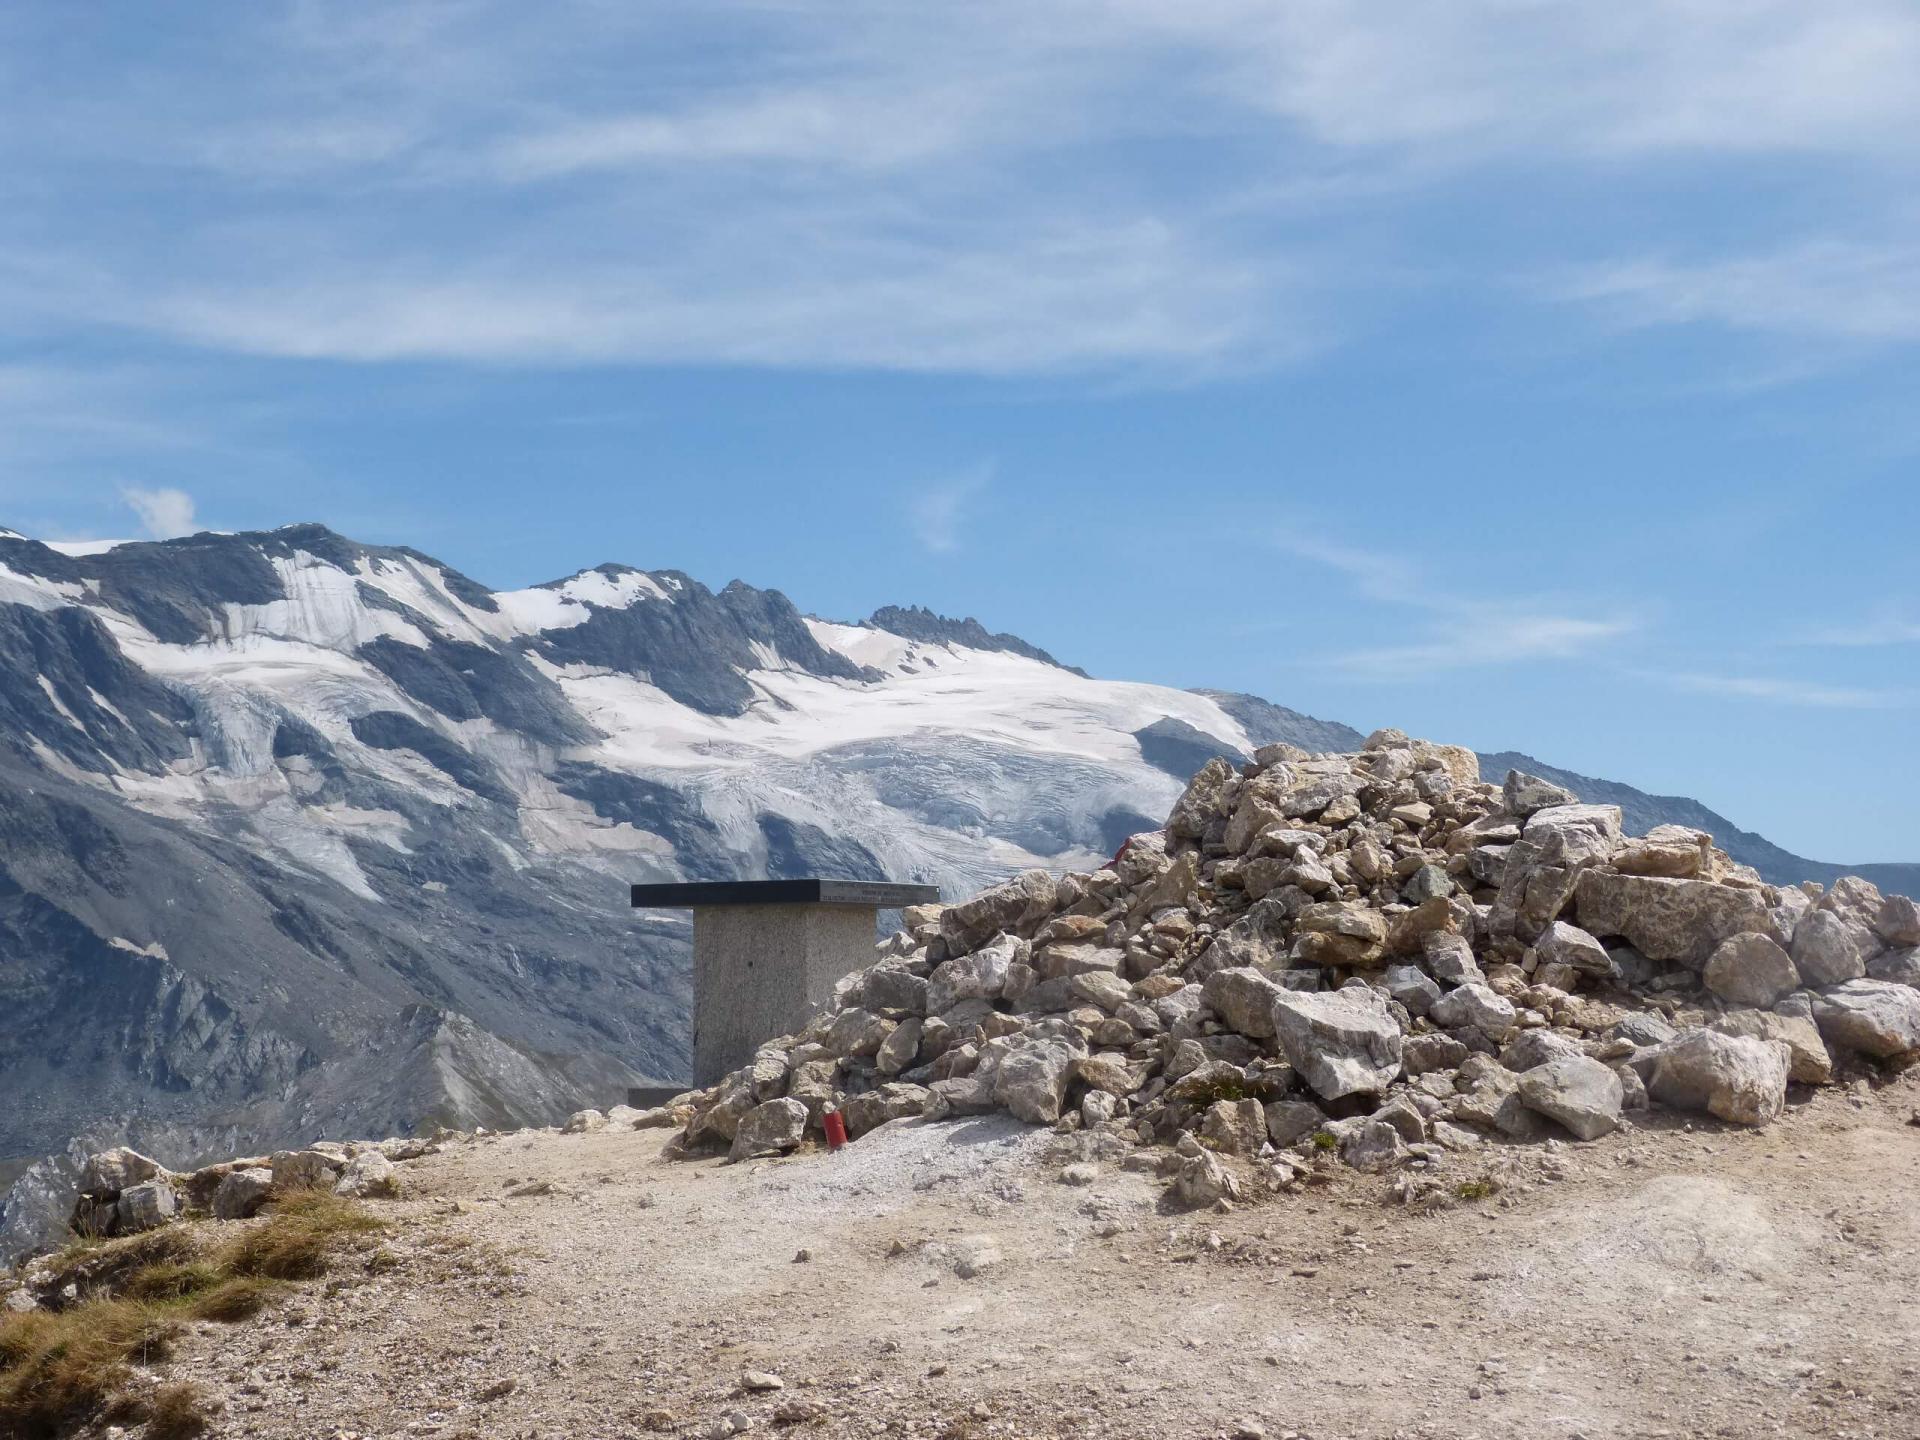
[[631, 879, 940, 1087]]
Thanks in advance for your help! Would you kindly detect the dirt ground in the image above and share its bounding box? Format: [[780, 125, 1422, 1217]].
[[145, 1074, 1920, 1440]]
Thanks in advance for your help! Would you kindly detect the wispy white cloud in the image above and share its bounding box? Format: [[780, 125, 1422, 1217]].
[[2, 1, 1917, 379], [121, 487, 198, 539], [1336, 614, 1638, 679], [1554, 242, 1920, 345], [1271, 529, 1639, 677], [1642, 669, 1910, 709], [909, 465, 991, 554], [1792, 613, 1920, 647]]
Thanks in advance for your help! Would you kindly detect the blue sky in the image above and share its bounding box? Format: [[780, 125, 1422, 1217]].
[[2, 2, 1916, 862]]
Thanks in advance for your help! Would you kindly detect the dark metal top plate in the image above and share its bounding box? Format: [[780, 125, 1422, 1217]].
[[629, 878, 941, 909]]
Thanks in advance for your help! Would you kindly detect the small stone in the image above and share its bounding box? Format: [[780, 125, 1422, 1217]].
[[1059, 1162, 1100, 1186], [333, 1150, 400, 1199], [115, 1178, 179, 1233], [741, 1370, 784, 1392]]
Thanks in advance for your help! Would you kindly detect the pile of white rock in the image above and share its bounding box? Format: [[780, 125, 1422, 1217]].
[[673, 731, 1920, 1200]]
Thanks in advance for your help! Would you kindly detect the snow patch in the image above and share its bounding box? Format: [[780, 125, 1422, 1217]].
[[45, 538, 136, 556], [492, 567, 670, 637], [108, 937, 170, 961], [211, 551, 430, 653], [808, 619, 918, 673], [0, 562, 82, 611], [35, 675, 83, 728]]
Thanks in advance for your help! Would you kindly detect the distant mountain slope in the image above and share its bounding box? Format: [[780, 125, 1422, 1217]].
[[1477, 750, 1920, 895], [1192, 690, 1368, 755]]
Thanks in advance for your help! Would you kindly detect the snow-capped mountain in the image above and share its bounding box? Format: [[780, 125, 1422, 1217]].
[[0, 520, 1908, 1258]]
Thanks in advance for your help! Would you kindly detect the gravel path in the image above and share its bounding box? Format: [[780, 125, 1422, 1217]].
[[153, 1078, 1920, 1440]]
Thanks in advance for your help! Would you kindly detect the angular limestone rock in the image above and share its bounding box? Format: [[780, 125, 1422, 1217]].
[[1268, 986, 1403, 1101], [1648, 1030, 1790, 1127], [1790, 910, 1870, 987], [728, 1098, 811, 1161], [1576, 873, 1780, 968], [1809, 979, 1920, 1060], [1702, 933, 1800, 1008], [212, 1167, 274, 1220], [1516, 1055, 1623, 1141], [334, 1151, 399, 1199]]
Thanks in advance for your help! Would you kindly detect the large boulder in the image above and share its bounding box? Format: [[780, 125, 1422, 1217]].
[[1516, 1055, 1623, 1141], [941, 870, 1058, 951], [1647, 1030, 1791, 1127], [728, 1098, 811, 1161], [926, 933, 1023, 1013], [1808, 979, 1920, 1060], [1268, 986, 1403, 1101], [1702, 933, 1800, 1008], [1789, 910, 1870, 987], [79, 1148, 163, 1199], [992, 1024, 1089, 1123], [1202, 967, 1284, 1039], [1503, 770, 1577, 818], [116, 1179, 179, 1234], [1575, 873, 1780, 968], [1711, 1010, 1832, 1086]]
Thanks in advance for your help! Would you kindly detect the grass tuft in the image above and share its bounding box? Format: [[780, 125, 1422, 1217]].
[[221, 1189, 384, 1281], [123, 1262, 222, 1305], [0, 1300, 177, 1439], [145, 1379, 212, 1440], [187, 1276, 279, 1323], [0, 1190, 381, 1437]]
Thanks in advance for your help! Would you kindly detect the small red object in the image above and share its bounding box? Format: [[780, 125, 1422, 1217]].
[[823, 1108, 848, 1151]]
